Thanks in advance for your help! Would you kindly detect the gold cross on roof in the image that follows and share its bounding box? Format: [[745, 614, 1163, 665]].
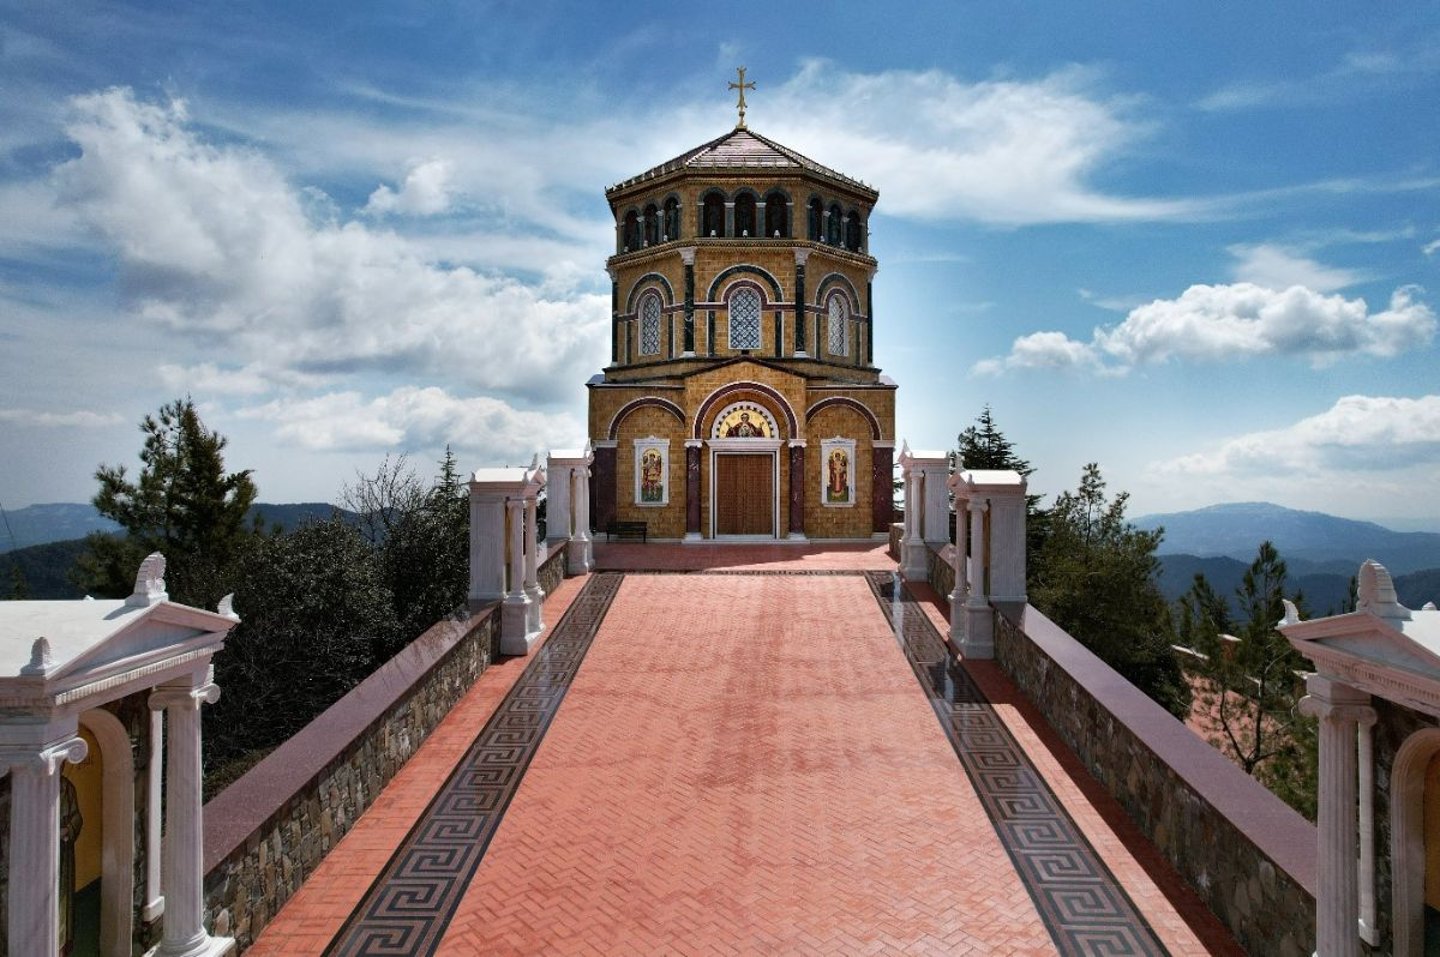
[[728, 66, 756, 130]]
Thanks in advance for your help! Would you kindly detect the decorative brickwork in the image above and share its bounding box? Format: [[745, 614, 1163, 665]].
[[992, 604, 1317, 956], [200, 551, 565, 952]]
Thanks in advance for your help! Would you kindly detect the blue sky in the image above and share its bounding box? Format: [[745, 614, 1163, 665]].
[[3, 2, 1439, 528]]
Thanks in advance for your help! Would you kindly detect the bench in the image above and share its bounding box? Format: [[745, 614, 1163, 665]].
[[605, 521, 648, 542]]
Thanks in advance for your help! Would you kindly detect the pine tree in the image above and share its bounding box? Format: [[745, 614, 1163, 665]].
[[1030, 463, 1190, 717], [954, 405, 1049, 565], [77, 398, 257, 607]]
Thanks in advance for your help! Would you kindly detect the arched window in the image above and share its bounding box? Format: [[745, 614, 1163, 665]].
[[728, 286, 762, 351], [702, 192, 725, 237], [827, 293, 849, 356], [643, 203, 659, 246], [807, 198, 823, 241], [639, 292, 662, 356], [663, 197, 680, 241], [734, 193, 757, 238], [622, 210, 640, 251], [845, 208, 862, 251], [765, 190, 788, 238], [827, 203, 843, 245]]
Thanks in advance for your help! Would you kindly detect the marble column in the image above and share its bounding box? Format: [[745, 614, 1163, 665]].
[[949, 501, 970, 645], [3, 734, 88, 957], [681, 247, 696, 355], [1300, 674, 1374, 957], [523, 495, 544, 634], [900, 466, 928, 580], [684, 440, 703, 542], [793, 249, 810, 356], [788, 441, 806, 539], [500, 497, 533, 654], [962, 498, 994, 658], [871, 443, 894, 533], [591, 444, 617, 532], [150, 676, 229, 957], [570, 466, 593, 574]]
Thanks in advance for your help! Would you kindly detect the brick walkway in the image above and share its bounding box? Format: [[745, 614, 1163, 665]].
[[248, 548, 1241, 955]]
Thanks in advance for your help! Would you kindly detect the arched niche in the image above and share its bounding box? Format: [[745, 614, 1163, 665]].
[[78, 707, 136, 957], [1392, 727, 1440, 956]]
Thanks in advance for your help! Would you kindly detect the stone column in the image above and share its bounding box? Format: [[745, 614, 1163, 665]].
[[523, 495, 544, 634], [793, 249, 810, 356], [150, 676, 229, 957], [681, 247, 696, 355], [1300, 674, 1374, 957], [2, 734, 88, 957], [900, 462, 928, 580], [684, 440, 703, 542], [609, 271, 619, 365], [949, 500, 970, 645], [500, 497, 533, 654], [591, 443, 617, 531], [920, 461, 949, 545], [570, 465, 593, 574], [724, 201, 734, 237], [788, 440, 807, 539], [871, 442, 894, 533], [866, 278, 875, 364], [468, 486, 506, 608], [962, 498, 994, 658]]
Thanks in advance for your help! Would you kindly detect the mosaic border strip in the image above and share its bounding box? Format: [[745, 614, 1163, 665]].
[[864, 571, 1169, 957], [322, 573, 624, 957]]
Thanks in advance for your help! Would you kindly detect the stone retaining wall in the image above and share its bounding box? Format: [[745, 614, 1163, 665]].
[[202, 549, 566, 952], [993, 603, 1317, 955]]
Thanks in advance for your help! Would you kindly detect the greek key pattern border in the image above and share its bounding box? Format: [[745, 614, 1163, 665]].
[[864, 572, 1169, 957], [322, 573, 624, 957]]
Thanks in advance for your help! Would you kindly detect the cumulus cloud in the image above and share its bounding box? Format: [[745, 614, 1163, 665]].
[[1149, 395, 1440, 478], [0, 407, 125, 427], [237, 386, 582, 457], [976, 283, 1435, 375], [1227, 243, 1363, 293], [53, 88, 608, 401], [364, 158, 455, 216], [765, 61, 1197, 224], [157, 362, 333, 396]]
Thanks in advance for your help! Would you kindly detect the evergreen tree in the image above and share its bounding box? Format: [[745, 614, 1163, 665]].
[[78, 398, 257, 607], [1030, 463, 1190, 717], [1185, 541, 1316, 817], [954, 405, 1050, 567]]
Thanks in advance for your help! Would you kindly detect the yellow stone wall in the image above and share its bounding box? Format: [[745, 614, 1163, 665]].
[[805, 404, 877, 539], [612, 405, 688, 539]]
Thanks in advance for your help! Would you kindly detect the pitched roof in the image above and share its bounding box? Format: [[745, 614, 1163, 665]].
[[607, 128, 876, 197]]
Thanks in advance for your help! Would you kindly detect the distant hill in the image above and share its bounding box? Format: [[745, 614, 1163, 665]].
[[1134, 502, 1440, 576], [2, 539, 90, 599], [0, 502, 344, 554], [1156, 554, 1440, 619]]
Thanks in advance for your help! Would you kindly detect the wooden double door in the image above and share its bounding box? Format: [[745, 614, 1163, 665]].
[[714, 453, 774, 536]]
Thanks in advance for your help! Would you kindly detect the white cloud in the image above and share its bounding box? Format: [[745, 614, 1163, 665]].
[[157, 362, 333, 396], [364, 158, 455, 216], [1149, 395, 1440, 478], [1227, 243, 1363, 293], [1424, 238, 1440, 257], [976, 283, 1435, 375], [765, 61, 1197, 224], [0, 407, 124, 427], [53, 88, 608, 401], [237, 386, 582, 457]]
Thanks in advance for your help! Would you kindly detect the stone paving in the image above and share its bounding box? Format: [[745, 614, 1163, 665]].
[[247, 545, 1242, 955]]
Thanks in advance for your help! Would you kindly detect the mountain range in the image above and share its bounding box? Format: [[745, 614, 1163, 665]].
[[0, 501, 341, 553]]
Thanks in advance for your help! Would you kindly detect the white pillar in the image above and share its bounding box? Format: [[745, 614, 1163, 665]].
[[900, 465, 927, 580], [149, 675, 230, 957], [468, 488, 507, 606], [948, 499, 969, 645], [1301, 674, 1373, 957], [2, 734, 88, 957], [920, 462, 949, 544], [144, 709, 166, 921], [572, 465, 593, 574], [962, 497, 994, 658], [523, 494, 544, 634], [500, 496, 533, 653]]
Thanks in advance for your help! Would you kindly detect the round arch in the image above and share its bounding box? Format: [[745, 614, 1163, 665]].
[[78, 707, 135, 957], [607, 397, 686, 440], [706, 264, 784, 302], [1391, 727, 1440, 956], [693, 380, 799, 439], [623, 273, 676, 314], [814, 271, 861, 308], [805, 396, 883, 440]]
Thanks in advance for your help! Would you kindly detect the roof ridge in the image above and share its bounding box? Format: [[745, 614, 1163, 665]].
[[606, 127, 875, 196]]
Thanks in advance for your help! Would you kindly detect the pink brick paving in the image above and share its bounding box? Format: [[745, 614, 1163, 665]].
[[247, 546, 1241, 955]]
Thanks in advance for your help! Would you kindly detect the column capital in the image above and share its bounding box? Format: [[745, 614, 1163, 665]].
[[967, 498, 989, 515], [794, 247, 812, 266], [0, 735, 88, 777], [678, 246, 696, 266], [1300, 696, 1376, 726], [150, 682, 221, 712]]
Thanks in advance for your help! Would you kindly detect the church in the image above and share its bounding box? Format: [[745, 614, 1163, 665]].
[[586, 70, 896, 541]]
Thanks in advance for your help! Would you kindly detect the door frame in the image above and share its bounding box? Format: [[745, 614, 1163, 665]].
[[708, 438, 781, 539]]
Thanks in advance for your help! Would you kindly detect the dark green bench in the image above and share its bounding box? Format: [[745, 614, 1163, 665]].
[[605, 521, 648, 542]]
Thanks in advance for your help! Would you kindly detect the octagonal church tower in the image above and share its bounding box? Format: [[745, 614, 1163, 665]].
[[587, 86, 896, 541]]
